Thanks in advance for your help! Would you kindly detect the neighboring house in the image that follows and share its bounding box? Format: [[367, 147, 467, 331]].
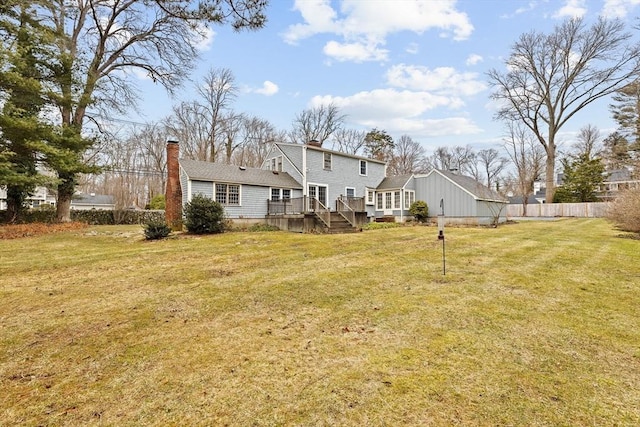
[[179, 159, 303, 220], [71, 193, 115, 210], [413, 169, 509, 225], [597, 168, 640, 200]]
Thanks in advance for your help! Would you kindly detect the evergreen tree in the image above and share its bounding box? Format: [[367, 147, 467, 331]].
[[554, 154, 606, 203], [610, 79, 640, 148], [0, 2, 51, 221]]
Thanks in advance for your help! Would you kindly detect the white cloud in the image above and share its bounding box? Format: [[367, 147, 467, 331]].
[[248, 81, 279, 96], [323, 40, 388, 62], [553, 0, 588, 18], [385, 64, 486, 97], [601, 0, 640, 18], [192, 25, 216, 52], [465, 54, 483, 66], [283, 0, 473, 62], [406, 43, 419, 55]]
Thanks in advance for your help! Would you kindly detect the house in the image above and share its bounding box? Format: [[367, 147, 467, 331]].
[[262, 141, 387, 216], [70, 193, 115, 210], [166, 140, 508, 232], [413, 169, 508, 225], [597, 168, 640, 200], [178, 158, 303, 222]]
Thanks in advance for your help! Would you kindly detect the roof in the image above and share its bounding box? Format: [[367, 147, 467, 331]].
[[377, 174, 413, 190], [273, 142, 387, 165], [431, 169, 508, 203], [606, 168, 633, 182], [180, 159, 302, 189], [71, 194, 115, 205]]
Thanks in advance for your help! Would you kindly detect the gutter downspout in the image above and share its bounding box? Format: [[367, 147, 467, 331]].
[[302, 145, 308, 197]]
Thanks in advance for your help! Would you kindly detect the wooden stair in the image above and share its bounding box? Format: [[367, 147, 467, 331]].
[[324, 212, 361, 234]]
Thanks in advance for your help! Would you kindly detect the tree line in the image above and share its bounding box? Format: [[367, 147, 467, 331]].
[[2, 2, 640, 221]]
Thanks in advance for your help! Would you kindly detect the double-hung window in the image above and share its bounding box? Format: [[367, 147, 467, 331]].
[[323, 152, 332, 170], [359, 160, 367, 176], [216, 183, 240, 205], [404, 190, 415, 209]]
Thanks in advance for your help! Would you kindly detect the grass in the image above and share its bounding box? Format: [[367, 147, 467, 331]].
[[1, 219, 639, 426]]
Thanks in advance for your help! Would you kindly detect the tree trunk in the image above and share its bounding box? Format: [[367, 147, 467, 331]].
[[55, 173, 75, 222], [545, 149, 556, 203]]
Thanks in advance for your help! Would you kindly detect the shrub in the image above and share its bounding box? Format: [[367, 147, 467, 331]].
[[183, 194, 226, 234], [409, 200, 429, 223], [607, 187, 640, 233], [143, 219, 171, 240], [247, 223, 281, 232], [148, 195, 165, 210]]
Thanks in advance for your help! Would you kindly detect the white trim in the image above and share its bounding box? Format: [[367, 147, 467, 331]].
[[345, 186, 356, 198]]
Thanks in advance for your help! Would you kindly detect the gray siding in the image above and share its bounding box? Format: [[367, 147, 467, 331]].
[[414, 173, 477, 217], [191, 180, 214, 198], [180, 168, 189, 207], [306, 149, 386, 209]]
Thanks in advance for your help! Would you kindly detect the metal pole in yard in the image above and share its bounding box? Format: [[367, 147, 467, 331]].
[[437, 198, 445, 275]]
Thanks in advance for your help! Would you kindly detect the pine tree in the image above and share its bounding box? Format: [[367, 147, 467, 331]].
[[610, 80, 640, 148]]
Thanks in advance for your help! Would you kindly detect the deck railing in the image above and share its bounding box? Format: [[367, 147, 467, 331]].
[[267, 196, 331, 226], [336, 196, 357, 227]]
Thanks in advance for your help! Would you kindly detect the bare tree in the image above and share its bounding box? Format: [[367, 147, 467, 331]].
[[427, 145, 475, 175], [197, 67, 238, 162], [572, 124, 602, 160], [488, 17, 640, 202], [503, 122, 545, 216], [389, 135, 427, 175], [220, 111, 244, 164], [291, 103, 345, 145], [39, 0, 267, 221], [330, 128, 367, 154], [232, 116, 280, 167], [477, 148, 508, 190], [164, 101, 211, 161]]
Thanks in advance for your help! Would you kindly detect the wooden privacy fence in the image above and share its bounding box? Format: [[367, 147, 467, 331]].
[[507, 202, 610, 218]]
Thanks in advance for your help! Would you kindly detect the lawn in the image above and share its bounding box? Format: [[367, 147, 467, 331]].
[[1, 219, 639, 426]]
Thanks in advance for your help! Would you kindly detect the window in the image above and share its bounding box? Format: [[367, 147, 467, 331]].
[[404, 190, 415, 209], [269, 156, 283, 171], [216, 183, 240, 205], [271, 188, 292, 201], [394, 191, 401, 209], [359, 160, 367, 176], [376, 193, 383, 210], [366, 189, 375, 205], [385, 192, 392, 210], [345, 187, 356, 198], [323, 152, 332, 170]]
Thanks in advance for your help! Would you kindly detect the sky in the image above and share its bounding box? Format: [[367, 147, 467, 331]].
[[131, 0, 640, 154]]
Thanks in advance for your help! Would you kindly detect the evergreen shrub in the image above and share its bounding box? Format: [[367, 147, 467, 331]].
[[183, 194, 226, 234]]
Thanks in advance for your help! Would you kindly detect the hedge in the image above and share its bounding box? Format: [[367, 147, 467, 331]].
[[1, 209, 165, 225]]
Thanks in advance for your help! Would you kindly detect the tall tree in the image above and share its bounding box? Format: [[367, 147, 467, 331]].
[[197, 67, 238, 162], [573, 124, 602, 161], [291, 103, 345, 145], [0, 1, 55, 221], [503, 122, 545, 216], [39, 0, 267, 221], [610, 79, 640, 147], [488, 17, 640, 202], [602, 131, 632, 170], [331, 128, 366, 155], [476, 148, 508, 190], [363, 128, 394, 163], [388, 134, 427, 175], [427, 145, 475, 175]]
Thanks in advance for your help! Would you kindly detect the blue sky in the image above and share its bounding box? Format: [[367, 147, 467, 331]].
[[133, 0, 640, 153]]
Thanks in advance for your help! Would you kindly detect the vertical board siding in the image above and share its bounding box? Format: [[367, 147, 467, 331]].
[[506, 202, 609, 218]]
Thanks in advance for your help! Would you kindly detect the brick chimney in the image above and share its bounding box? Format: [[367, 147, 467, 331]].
[[165, 140, 182, 230]]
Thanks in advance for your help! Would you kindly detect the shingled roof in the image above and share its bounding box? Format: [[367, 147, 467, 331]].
[[179, 159, 302, 189], [434, 169, 508, 203], [377, 174, 413, 190]]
